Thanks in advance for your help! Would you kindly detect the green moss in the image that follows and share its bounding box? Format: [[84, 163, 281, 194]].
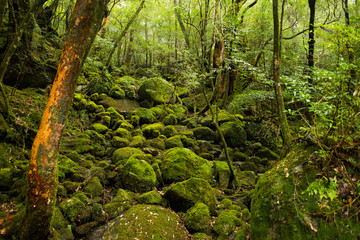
[[233, 151, 248, 162], [109, 85, 125, 99], [219, 121, 247, 148], [214, 161, 231, 189], [121, 158, 158, 193], [0, 168, 13, 190], [60, 197, 86, 222], [132, 107, 156, 125], [113, 188, 133, 203], [256, 146, 280, 160], [112, 147, 144, 165], [62, 181, 81, 193], [164, 177, 217, 213], [137, 191, 165, 206], [111, 136, 129, 148], [184, 203, 211, 234], [129, 135, 146, 148], [165, 135, 183, 149], [138, 77, 175, 104], [163, 114, 178, 125], [103, 202, 131, 219], [161, 148, 213, 183], [84, 176, 103, 197], [107, 107, 125, 122], [147, 137, 166, 150], [142, 123, 165, 139], [74, 192, 89, 204], [150, 106, 168, 121], [89, 123, 108, 134], [58, 155, 80, 178], [92, 203, 107, 222], [214, 209, 242, 238], [50, 207, 68, 230], [193, 232, 212, 240], [162, 125, 178, 138], [102, 204, 189, 239], [221, 198, 233, 208], [120, 121, 134, 131], [114, 127, 131, 139], [193, 127, 217, 141]]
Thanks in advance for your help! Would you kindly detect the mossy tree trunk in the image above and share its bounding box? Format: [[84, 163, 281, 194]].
[[272, 0, 292, 150], [21, 0, 104, 239], [174, 0, 190, 49], [307, 0, 316, 83], [0, 0, 6, 29]]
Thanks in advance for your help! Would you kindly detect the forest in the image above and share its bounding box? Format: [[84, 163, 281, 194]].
[[0, 0, 359, 239]]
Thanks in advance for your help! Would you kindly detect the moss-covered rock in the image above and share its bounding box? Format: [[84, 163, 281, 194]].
[[233, 151, 248, 162], [51, 207, 68, 230], [138, 77, 175, 105], [111, 136, 129, 148], [84, 176, 103, 197], [219, 121, 247, 148], [193, 232, 212, 240], [121, 158, 158, 193], [214, 209, 242, 238], [101, 204, 188, 239], [109, 85, 125, 99], [147, 137, 166, 150], [150, 106, 168, 121], [162, 125, 178, 138], [142, 123, 165, 139], [60, 196, 86, 222], [239, 162, 257, 172], [112, 147, 144, 165], [184, 202, 211, 234], [129, 135, 146, 148], [250, 145, 359, 240], [164, 177, 217, 213], [163, 113, 178, 125], [193, 127, 217, 142], [214, 161, 231, 189], [137, 190, 165, 206], [112, 188, 133, 203], [161, 148, 213, 183], [89, 123, 108, 134], [103, 202, 131, 219], [114, 127, 131, 139], [92, 203, 107, 222], [256, 146, 279, 160], [132, 107, 156, 125], [165, 135, 183, 149], [58, 155, 80, 178], [99, 97, 140, 115]]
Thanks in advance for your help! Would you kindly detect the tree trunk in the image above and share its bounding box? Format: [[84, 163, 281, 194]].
[[105, 0, 145, 68], [272, 0, 292, 149], [145, 18, 149, 68], [200, 0, 210, 73], [21, 0, 103, 239], [307, 0, 316, 83], [125, 29, 134, 69], [174, 0, 190, 49], [0, 0, 6, 29]]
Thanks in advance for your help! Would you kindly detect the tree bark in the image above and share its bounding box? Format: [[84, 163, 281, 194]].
[[124, 29, 134, 69], [0, 0, 6, 29], [343, 0, 357, 84], [307, 0, 316, 83], [272, 0, 292, 150], [21, 0, 103, 239], [105, 0, 145, 68]]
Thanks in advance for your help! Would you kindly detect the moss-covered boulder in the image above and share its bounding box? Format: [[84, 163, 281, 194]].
[[214, 209, 242, 239], [163, 113, 178, 125], [150, 106, 168, 121], [164, 177, 217, 213], [89, 123, 108, 134], [219, 121, 247, 147], [58, 154, 80, 178], [84, 176, 103, 197], [161, 148, 212, 183], [101, 204, 189, 239], [137, 190, 166, 206], [99, 97, 140, 115], [121, 158, 157, 193], [192, 127, 217, 142], [214, 161, 231, 189], [114, 127, 131, 139], [184, 203, 211, 234], [162, 125, 178, 138], [129, 135, 146, 148], [250, 145, 360, 240], [111, 136, 129, 148], [60, 196, 86, 222], [142, 123, 165, 139], [109, 85, 125, 99], [132, 107, 156, 125], [112, 147, 144, 165], [138, 77, 175, 105], [165, 135, 183, 149]]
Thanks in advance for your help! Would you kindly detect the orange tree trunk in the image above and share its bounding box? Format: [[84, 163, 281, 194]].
[[21, 0, 101, 239]]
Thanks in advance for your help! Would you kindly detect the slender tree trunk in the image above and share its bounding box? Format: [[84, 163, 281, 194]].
[[105, 0, 145, 68], [145, 18, 149, 68], [21, 0, 103, 239], [200, 0, 210, 73], [0, 0, 6, 29], [125, 29, 134, 69], [272, 0, 292, 149], [307, 0, 316, 83], [174, 0, 190, 49], [343, 0, 357, 85]]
